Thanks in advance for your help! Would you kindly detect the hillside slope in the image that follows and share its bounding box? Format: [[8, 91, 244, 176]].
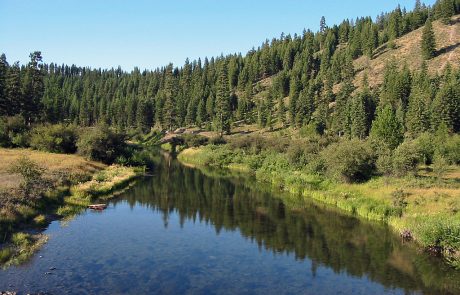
[[354, 15, 460, 88], [251, 15, 460, 99]]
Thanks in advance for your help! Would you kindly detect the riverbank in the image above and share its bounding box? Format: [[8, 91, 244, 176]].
[[178, 145, 460, 268], [0, 148, 140, 268]]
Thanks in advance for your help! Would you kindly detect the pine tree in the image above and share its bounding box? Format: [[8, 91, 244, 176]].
[[5, 62, 22, 116], [22, 51, 44, 124], [154, 94, 164, 129], [388, 7, 402, 43], [334, 78, 354, 136], [421, 18, 436, 60], [320, 16, 327, 34], [440, 0, 455, 24], [277, 95, 286, 127], [370, 105, 404, 149], [414, 0, 424, 27], [196, 97, 207, 128], [431, 82, 458, 132], [136, 98, 152, 133], [405, 73, 431, 137], [215, 62, 231, 136], [265, 89, 275, 131], [163, 64, 177, 131], [350, 94, 368, 139], [0, 54, 8, 116], [288, 75, 300, 126], [79, 95, 90, 126]]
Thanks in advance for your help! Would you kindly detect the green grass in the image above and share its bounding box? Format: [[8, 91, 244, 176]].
[[178, 144, 460, 268], [0, 232, 48, 269], [58, 165, 139, 218]]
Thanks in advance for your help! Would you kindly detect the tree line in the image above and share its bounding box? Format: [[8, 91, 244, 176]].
[[0, 0, 459, 140]]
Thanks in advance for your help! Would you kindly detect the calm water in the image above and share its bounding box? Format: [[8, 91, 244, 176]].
[[1, 155, 459, 295]]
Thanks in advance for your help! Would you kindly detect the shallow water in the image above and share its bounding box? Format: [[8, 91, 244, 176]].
[[1, 156, 459, 294]]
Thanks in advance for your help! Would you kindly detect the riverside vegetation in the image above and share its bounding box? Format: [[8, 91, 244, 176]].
[[0, 124, 151, 267], [0, 0, 459, 270], [177, 128, 460, 268]]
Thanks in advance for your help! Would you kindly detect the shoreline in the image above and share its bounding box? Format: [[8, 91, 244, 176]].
[[0, 163, 140, 268], [177, 146, 460, 268]]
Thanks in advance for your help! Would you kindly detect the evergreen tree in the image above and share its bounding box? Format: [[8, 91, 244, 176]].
[[351, 94, 368, 139], [421, 18, 436, 60], [431, 81, 458, 132], [333, 78, 354, 136], [136, 98, 152, 133], [320, 16, 327, 34], [214, 62, 231, 136], [405, 72, 431, 137], [0, 54, 8, 115], [413, 0, 425, 27], [277, 95, 286, 127], [265, 89, 275, 131], [196, 97, 207, 128], [21, 52, 45, 124], [370, 105, 404, 149], [5, 62, 22, 116], [440, 0, 455, 24], [388, 7, 402, 43], [288, 75, 300, 126], [163, 64, 177, 131]]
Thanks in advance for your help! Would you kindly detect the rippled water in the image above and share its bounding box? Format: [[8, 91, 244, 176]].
[[1, 155, 459, 294]]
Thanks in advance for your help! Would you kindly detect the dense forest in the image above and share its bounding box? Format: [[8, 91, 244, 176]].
[[0, 0, 459, 140]]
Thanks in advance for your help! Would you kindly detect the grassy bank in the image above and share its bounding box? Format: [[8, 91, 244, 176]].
[[58, 165, 139, 217], [0, 148, 140, 268], [178, 145, 460, 268]]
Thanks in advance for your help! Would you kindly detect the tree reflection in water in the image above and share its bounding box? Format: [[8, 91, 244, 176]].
[[114, 156, 460, 295]]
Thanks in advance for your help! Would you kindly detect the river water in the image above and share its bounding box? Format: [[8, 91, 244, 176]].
[[1, 155, 459, 294]]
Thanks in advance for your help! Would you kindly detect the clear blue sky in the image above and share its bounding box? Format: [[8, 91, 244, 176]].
[[0, 0, 436, 71]]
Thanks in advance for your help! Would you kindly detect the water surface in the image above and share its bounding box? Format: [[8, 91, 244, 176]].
[[1, 156, 459, 294]]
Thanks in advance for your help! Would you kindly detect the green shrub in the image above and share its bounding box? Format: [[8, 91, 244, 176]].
[[320, 139, 375, 183], [33, 214, 47, 226], [286, 139, 321, 169], [209, 136, 226, 145], [11, 232, 31, 247], [414, 133, 435, 165], [391, 189, 409, 210], [8, 157, 50, 203], [0, 115, 30, 148], [432, 153, 449, 181], [128, 150, 155, 170], [376, 149, 394, 176], [0, 247, 13, 264], [392, 141, 421, 177], [181, 134, 208, 148], [0, 117, 9, 147], [440, 135, 460, 165], [77, 124, 127, 164], [228, 135, 288, 154], [30, 124, 78, 154]]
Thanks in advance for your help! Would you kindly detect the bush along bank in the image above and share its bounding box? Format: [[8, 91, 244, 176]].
[[0, 156, 141, 268], [177, 135, 460, 268]]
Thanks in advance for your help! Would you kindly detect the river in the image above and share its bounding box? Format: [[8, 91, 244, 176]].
[[1, 154, 459, 294]]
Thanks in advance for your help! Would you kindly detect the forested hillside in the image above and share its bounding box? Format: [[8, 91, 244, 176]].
[[0, 0, 459, 138]]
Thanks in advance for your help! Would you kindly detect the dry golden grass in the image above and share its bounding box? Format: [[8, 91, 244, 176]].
[[354, 15, 460, 88], [0, 148, 106, 189]]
